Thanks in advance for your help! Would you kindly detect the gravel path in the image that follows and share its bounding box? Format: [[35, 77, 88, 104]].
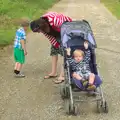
[[0, 0, 120, 120]]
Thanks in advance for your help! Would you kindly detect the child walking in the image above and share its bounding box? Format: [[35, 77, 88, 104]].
[[13, 18, 29, 77]]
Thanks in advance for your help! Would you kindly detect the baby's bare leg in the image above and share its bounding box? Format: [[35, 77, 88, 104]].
[[88, 73, 95, 84], [72, 72, 82, 80]]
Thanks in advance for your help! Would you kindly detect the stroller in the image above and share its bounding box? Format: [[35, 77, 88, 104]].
[[60, 20, 108, 115]]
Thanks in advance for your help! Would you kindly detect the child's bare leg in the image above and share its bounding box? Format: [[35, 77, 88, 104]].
[[14, 62, 25, 77], [14, 62, 19, 70], [14, 62, 22, 74], [72, 72, 82, 80], [16, 63, 23, 71], [88, 73, 95, 84]]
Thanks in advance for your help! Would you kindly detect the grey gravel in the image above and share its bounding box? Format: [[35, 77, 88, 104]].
[[0, 0, 120, 120]]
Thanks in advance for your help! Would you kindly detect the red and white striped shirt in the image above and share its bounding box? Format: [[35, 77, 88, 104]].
[[41, 12, 72, 48]]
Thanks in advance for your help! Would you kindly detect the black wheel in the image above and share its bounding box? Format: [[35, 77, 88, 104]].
[[60, 82, 66, 99], [65, 99, 75, 115], [65, 100, 71, 115], [65, 84, 70, 98], [60, 83, 70, 99], [102, 101, 108, 113], [72, 104, 80, 116], [96, 100, 102, 113]]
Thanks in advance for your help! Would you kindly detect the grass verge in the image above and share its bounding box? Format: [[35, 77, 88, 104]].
[[0, 0, 59, 46], [101, 0, 120, 19]]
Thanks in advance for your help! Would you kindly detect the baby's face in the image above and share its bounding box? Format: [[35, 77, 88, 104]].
[[74, 54, 83, 62]]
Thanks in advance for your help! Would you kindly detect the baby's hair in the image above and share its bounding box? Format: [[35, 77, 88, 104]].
[[73, 49, 84, 57], [20, 17, 30, 27]]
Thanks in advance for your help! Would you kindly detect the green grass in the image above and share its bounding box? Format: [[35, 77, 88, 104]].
[[101, 0, 120, 19], [0, 0, 59, 46]]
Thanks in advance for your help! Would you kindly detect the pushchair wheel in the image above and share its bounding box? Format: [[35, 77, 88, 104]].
[[65, 99, 71, 115], [73, 104, 80, 116], [96, 100, 108, 113], [96, 100, 102, 113], [102, 101, 108, 113], [65, 99, 79, 115], [60, 83, 70, 99], [65, 99, 74, 115]]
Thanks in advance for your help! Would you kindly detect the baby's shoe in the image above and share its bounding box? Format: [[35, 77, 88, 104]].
[[87, 84, 96, 91], [82, 80, 88, 87]]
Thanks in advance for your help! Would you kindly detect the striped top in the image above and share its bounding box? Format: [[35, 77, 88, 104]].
[[41, 12, 72, 48], [67, 50, 91, 72]]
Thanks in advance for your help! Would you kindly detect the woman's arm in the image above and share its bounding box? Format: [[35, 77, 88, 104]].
[[40, 31, 60, 48]]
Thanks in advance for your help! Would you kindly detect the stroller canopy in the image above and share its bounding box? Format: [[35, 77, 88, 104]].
[[61, 20, 97, 48]]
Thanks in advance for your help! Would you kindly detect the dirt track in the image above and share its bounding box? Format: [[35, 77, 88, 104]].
[[0, 0, 120, 120]]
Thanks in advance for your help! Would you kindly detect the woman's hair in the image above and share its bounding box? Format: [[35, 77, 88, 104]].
[[73, 49, 84, 57], [30, 18, 48, 32]]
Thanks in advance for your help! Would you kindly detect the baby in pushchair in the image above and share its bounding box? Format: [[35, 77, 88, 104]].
[[60, 20, 108, 115], [66, 40, 96, 91]]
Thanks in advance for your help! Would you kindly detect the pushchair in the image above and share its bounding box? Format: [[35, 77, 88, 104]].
[[60, 20, 108, 115]]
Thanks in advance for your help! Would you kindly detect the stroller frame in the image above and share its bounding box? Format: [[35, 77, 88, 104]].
[[60, 20, 108, 115]]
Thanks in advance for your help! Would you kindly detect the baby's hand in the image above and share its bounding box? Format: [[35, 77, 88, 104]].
[[66, 48, 71, 56], [84, 41, 89, 49]]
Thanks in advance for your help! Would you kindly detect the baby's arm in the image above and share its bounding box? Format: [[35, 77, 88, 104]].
[[66, 48, 75, 66], [66, 48, 71, 56], [72, 72, 82, 80], [67, 57, 76, 66], [83, 63, 91, 77], [84, 41, 91, 63], [84, 50, 91, 63]]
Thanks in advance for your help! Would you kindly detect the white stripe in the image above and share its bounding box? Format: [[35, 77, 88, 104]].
[[54, 16, 57, 26]]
